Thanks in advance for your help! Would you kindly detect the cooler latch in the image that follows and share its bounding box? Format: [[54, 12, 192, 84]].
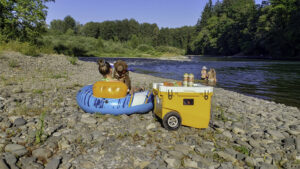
[[204, 90, 209, 100], [168, 90, 173, 100]]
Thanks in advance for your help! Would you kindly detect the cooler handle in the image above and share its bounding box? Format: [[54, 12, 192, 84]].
[[168, 90, 173, 100]]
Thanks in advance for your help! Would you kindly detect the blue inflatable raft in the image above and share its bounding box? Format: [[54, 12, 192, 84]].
[[76, 85, 154, 115]]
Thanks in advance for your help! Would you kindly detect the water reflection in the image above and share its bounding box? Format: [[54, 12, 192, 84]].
[[79, 57, 300, 108]]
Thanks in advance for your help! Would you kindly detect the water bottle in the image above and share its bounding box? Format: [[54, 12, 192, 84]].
[[188, 73, 194, 87], [183, 73, 188, 87]]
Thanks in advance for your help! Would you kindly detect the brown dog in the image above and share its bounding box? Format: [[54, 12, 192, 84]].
[[113, 60, 131, 90]]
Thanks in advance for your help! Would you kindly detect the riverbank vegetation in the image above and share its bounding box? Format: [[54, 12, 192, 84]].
[[191, 0, 300, 58], [0, 0, 299, 59]]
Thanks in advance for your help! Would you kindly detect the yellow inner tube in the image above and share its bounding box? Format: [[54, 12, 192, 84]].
[[93, 81, 128, 99]]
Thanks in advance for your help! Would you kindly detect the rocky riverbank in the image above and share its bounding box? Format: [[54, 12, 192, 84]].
[[0, 51, 299, 169]]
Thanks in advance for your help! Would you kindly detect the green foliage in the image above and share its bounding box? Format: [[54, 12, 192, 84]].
[[136, 44, 154, 52], [81, 22, 100, 38], [0, 41, 52, 56], [0, 0, 55, 42], [233, 145, 249, 156], [129, 35, 139, 49], [35, 110, 46, 144], [67, 56, 78, 65], [97, 37, 104, 51], [8, 59, 19, 68], [49, 15, 76, 34], [191, 0, 300, 58], [156, 46, 185, 55]]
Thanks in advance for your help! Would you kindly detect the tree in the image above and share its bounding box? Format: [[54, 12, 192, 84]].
[[0, 0, 55, 42], [81, 22, 100, 38], [50, 19, 65, 34], [196, 0, 212, 32], [63, 15, 76, 33]]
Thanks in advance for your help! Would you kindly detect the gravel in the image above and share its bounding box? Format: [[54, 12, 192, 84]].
[[0, 51, 299, 168]]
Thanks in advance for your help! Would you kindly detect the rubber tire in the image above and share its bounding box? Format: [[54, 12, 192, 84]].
[[162, 112, 181, 130]]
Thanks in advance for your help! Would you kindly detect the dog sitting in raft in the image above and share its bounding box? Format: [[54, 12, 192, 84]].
[[113, 60, 131, 91]]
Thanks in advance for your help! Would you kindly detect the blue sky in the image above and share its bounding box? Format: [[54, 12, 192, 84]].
[[46, 0, 263, 28]]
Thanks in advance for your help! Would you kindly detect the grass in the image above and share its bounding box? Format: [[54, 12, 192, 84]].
[[215, 106, 229, 122], [67, 56, 78, 65], [0, 41, 53, 57], [50, 73, 68, 79], [8, 59, 20, 68], [39, 35, 184, 58], [1, 35, 184, 59], [13, 104, 48, 117], [35, 110, 46, 144], [213, 153, 226, 163], [233, 145, 249, 156], [33, 89, 44, 95]]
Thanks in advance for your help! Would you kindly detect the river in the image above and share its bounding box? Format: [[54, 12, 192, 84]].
[[80, 56, 300, 108]]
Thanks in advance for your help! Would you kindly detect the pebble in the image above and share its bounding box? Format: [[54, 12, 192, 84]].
[[5, 144, 28, 157], [183, 158, 198, 168], [0, 52, 299, 169], [0, 159, 9, 169], [45, 157, 62, 169], [14, 117, 26, 127], [32, 148, 52, 161], [4, 153, 18, 169], [146, 123, 156, 130], [217, 151, 237, 163], [232, 127, 245, 135], [174, 144, 192, 155], [296, 135, 300, 153], [81, 116, 97, 124], [267, 130, 285, 140], [164, 158, 180, 168]]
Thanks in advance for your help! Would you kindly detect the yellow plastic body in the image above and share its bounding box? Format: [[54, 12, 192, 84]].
[[153, 88, 213, 128], [93, 81, 128, 98]]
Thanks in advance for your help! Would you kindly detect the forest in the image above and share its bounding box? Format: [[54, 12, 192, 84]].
[[0, 0, 299, 58]]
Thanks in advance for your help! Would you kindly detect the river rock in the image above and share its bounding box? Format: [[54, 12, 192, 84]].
[[233, 127, 245, 135], [146, 123, 156, 130], [217, 151, 237, 163], [174, 144, 193, 155], [267, 130, 285, 140], [296, 135, 300, 153], [0, 159, 9, 169], [32, 148, 52, 161], [168, 150, 184, 159], [81, 114, 97, 124], [5, 144, 28, 156], [183, 158, 198, 168], [219, 162, 233, 169], [4, 153, 18, 169], [164, 158, 180, 168], [14, 117, 26, 127], [222, 131, 232, 139], [45, 157, 62, 169]]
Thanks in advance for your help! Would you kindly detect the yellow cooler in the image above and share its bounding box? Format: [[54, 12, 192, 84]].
[[153, 83, 213, 130]]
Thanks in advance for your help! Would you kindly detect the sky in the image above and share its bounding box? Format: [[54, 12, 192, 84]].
[[46, 0, 263, 28]]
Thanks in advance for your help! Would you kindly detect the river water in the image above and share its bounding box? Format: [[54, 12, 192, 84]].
[[80, 56, 300, 108]]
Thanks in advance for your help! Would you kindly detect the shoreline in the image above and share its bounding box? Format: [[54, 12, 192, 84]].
[[0, 51, 299, 169], [187, 54, 300, 61], [80, 54, 191, 61]]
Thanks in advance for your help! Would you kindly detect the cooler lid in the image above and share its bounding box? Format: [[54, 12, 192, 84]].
[[153, 83, 213, 93]]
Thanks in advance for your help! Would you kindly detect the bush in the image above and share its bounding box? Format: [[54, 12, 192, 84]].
[[21, 45, 40, 57], [8, 59, 19, 68], [156, 46, 184, 55], [136, 44, 154, 52], [67, 56, 78, 65], [0, 41, 42, 56]]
